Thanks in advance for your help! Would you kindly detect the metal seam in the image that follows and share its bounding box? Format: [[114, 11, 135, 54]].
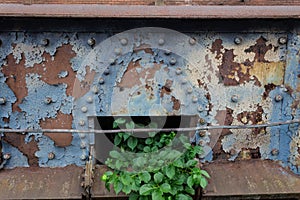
[[0, 118, 299, 134]]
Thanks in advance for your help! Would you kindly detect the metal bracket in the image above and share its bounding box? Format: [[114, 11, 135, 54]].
[[81, 145, 95, 199]]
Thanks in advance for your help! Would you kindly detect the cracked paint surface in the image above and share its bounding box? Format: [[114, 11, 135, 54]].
[[0, 29, 299, 175]]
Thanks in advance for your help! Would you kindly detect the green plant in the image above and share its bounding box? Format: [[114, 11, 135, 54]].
[[101, 118, 210, 200]]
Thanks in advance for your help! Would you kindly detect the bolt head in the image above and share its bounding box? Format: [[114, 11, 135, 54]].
[[114, 48, 122, 55], [158, 38, 165, 45], [79, 120, 85, 126], [109, 58, 116, 65], [79, 133, 86, 139], [92, 85, 99, 94], [229, 149, 237, 156], [234, 37, 242, 45], [81, 154, 87, 161], [181, 79, 187, 85], [189, 37, 196, 45], [86, 96, 93, 103], [275, 95, 283, 102], [197, 106, 204, 112], [0, 97, 6, 105], [104, 68, 110, 75], [80, 142, 87, 149], [278, 37, 287, 45], [198, 140, 205, 146], [164, 49, 171, 55], [192, 97, 198, 103], [169, 57, 176, 65], [231, 95, 239, 103], [187, 87, 193, 94], [3, 153, 11, 160], [120, 38, 128, 46], [44, 97, 52, 104], [81, 106, 88, 113], [175, 68, 182, 75], [199, 131, 206, 137], [87, 38, 95, 46], [48, 152, 55, 160], [271, 149, 279, 156], [41, 38, 49, 46], [199, 118, 206, 125]]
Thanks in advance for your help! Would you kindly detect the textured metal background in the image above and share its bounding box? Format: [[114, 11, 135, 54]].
[[0, 18, 299, 198]]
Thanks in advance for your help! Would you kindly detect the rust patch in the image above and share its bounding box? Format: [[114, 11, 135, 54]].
[[212, 108, 234, 160], [263, 83, 276, 99], [245, 36, 273, 62], [291, 99, 300, 110], [210, 39, 223, 59], [171, 96, 180, 110], [237, 147, 261, 160], [160, 79, 173, 97], [40, 112, 73, 147], [237, 105, 265, 135], [3, 133, 39, 166], [133, 44, 154, 55]]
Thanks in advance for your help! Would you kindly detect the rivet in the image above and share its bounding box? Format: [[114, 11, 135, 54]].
[[231, 95, 239, 103], [199, 118, 206, 125], [158, 38, 165, 45], [192, 97, 198, 103], [80, 142, 87, 149], [41, 38, 49, 46], [81, 182, 85, 188], [3, 153, 11, 160], [181, 79, 187, 85], [234, 37, 242, 45], [199, 131, 206, 137], [271, 149, 279, 156], [0, 97, 6, 105], [187, 87, 193, 94], [120, 38, 128, 46], [104, 68, 110, 75], [109, 58, 116, 65], [86, 96, 93, 103], [48, 152, 55, 160], [81, 154, 87, 161], [176, 68, 182, 75], [44, 97, 52, 104], [164, 49, 171, 55], [280, 85, 288, 92], [79, 120, 85, 126], [81, 106, 88, 113], [229, 149, 237, 156], [198, 140, 205, 146], [189, 37, 196, 45], [114, 48, 122, 55], [87, 38, 96, 46], [197, 106, 204, 112], [79, 133, 86, 139], [278, 37, 287, 45], [92, 85, 99, 94], [275, 95, 283, 102], [169, 57, 176, 65]]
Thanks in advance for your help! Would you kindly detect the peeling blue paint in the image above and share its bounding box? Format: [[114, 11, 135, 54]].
[[2, 141, 29, 168]]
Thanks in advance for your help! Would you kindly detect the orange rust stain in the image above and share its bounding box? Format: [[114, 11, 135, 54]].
[[245, 36, 273, 62], [171, 96, 180, 110], [72, 66, 96, 99], [160, 79, 173, 97], [40, 112, 73, 147]]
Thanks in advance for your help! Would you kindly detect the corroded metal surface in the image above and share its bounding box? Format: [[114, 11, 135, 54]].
[[202, 160, 300, 197], [0, 165, 83, 199], [0, 5, 300, 18]]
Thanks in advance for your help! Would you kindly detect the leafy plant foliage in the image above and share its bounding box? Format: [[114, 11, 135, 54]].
[[101, 118, 210, 200]]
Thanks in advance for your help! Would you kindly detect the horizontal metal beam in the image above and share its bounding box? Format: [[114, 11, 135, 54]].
[[0, 4, 300, 18]]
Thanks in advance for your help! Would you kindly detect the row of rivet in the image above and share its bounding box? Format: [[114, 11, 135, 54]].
[[234, 36, 287, 45]]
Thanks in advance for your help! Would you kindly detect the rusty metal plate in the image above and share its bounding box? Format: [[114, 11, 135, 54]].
[[0, 165, 83, 199]]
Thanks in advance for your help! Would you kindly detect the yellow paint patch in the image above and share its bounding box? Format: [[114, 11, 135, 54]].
[[241, 62, 285, 86]]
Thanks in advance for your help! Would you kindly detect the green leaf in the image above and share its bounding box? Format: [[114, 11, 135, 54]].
[[200, 177, 208, 188], [143, 146, 151, 153], [173, 174, 186, 185], [154, 172, 164, 183], [145, 138, 153, 145], [139, 184, 154, 195], [114, 181, 123, 194], [114, 135, 122, 145], [152, 190, 164, 200], [115, 118, 126, 125], [173, 158, 184, 168], [139, 171, 151, 183], [127, 137, 138, 150], [105, 182, 111, 192], [185, 186, 195, 195], [129, 193, 139, 200], [200, 170, 210, 178], [148, 132, 157, 137], [175, 194, 193, 200], [109, 150, 121, 159], [123, 133, 131, 141], [166, 165, 175, 179], [122, 185, 132, 194], [120, 173, 132, 185], [187, 176, 194, 188], [170, 185, 183, 195], [116, 160, 122, 170], [139, 196, 150, 200], [186, 159, 198, 167], [126, 121, 135, 129], [160, 183, 171, 193]]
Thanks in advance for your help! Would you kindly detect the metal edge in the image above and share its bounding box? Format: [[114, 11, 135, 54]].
[[0, 4, 300, 18]]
